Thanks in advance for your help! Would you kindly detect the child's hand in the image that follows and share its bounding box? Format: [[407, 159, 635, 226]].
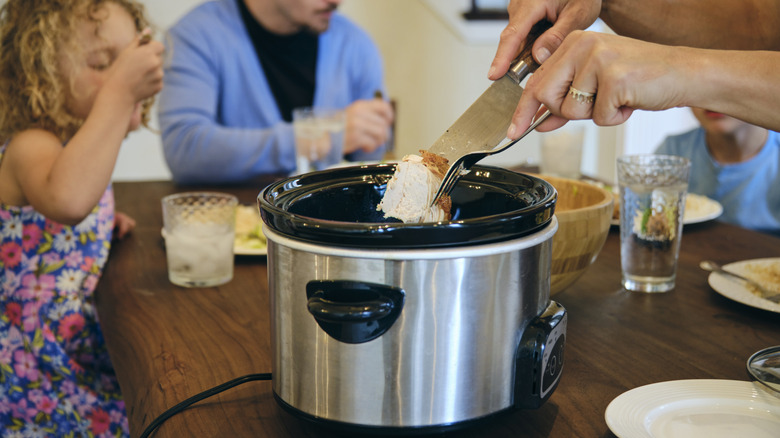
[[114, 211, 137, 240], [103, 29, 165, 106]]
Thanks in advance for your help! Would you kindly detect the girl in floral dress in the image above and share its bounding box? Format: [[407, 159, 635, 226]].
[[0, 1, 164, 436]]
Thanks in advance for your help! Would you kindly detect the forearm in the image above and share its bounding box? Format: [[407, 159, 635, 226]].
[[161, 117, 295, 184], [56, 95, 132, 185], [682, 48, 780, 131], [43, 37, 161, 221], [511, 32, 780, 134], [600, 0, 780, 50], [29, 94, 133, 222]]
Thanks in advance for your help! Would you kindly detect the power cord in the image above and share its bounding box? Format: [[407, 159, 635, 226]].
[[139, 372, 272, 438]]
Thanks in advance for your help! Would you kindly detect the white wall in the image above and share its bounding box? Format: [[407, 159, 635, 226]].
[[113, 0, 698, 183]]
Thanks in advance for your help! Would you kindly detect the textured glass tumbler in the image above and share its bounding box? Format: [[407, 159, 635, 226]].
[[617, 155, 691, 293], [162, 192, 237, 287]]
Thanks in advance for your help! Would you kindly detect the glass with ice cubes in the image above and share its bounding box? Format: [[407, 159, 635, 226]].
[[162, 192, 237, 287], [292, 107, 345, 174]]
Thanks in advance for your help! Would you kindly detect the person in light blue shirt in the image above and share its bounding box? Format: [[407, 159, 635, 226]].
[[655, 108, 780, 236], [159, 0, 394, 184]]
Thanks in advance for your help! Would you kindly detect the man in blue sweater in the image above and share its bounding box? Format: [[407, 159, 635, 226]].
[[159, 0, 394, 184]]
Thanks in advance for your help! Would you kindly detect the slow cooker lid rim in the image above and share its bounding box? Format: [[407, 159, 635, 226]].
[[257, 165, 558, 245], [259, 194, 557, 229], [262, 207, 556, 229]]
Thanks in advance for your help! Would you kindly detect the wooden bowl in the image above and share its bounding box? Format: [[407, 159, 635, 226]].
[[535, 174, 614, 295]]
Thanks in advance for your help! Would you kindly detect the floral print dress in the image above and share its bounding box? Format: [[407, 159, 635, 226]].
[[0, 145, 129, 437]]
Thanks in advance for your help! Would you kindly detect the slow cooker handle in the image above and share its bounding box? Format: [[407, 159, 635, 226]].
[[306, 280, 405, 344], [307, 292, 393, 322]]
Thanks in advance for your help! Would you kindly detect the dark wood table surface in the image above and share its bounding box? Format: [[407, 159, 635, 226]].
[[96, 180, 780, 438]]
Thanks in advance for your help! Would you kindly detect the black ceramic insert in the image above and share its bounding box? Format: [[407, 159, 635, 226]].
[[258, 164, 557, 249]]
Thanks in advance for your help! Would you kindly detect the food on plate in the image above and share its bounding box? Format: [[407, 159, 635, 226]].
[[684, 193, 711, 215], [743, 261, 780, 298], [613, 192, 712, 223], [377, 151, 452, 223], [234, 205, 266, 250]]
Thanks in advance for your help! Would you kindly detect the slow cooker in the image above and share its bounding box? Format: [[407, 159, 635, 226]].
[[258, 164, 567, 435]]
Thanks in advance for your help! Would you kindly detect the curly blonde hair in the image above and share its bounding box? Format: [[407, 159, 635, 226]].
[[0, 0, 153, 142]]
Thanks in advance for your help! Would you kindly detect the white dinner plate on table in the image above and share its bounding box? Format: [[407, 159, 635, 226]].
[[605, 379, 780, 438], [682, 193, 724, 224], [234, 205, 267, 256], [611, 193, 723, 226], [707, 258, 780, 314]]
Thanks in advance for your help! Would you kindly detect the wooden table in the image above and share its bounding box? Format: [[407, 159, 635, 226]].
[[96, 181, 780, 438]]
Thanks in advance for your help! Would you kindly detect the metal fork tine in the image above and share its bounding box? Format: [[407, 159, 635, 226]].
[[431, 160, 464, 206]]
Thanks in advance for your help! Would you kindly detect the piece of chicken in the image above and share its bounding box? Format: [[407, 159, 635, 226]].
[[377, 150, 452, 223]]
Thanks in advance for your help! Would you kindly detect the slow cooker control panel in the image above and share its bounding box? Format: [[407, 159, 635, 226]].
[[513, 301, 567, 410]]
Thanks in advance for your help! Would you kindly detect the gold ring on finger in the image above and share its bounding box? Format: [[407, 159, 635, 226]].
[[569, 86, 595, 104]]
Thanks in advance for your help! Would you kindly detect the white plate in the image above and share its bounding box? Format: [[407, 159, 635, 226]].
[[611, 193, 723, 226], [605, 379, 780, 438], [684, 193, 724, 224], [234, 205, 266, 256], [707, 258, 780, 313]]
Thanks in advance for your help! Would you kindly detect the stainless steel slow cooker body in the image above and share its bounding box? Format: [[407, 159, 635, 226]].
[[258, 165, 567, 434]]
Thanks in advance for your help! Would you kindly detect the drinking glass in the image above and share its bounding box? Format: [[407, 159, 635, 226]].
[[292, 107, 345, 174], [617, 154, 691, 292], [162, 192, 237, 287]]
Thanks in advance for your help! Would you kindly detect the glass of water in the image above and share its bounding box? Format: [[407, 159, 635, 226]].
[[617, 155, 691, 293], [292, 107, 345, 174], [162, 192, 237, 287]]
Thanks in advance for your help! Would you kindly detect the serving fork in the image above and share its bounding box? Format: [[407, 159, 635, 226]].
[[430, 109, 552, 207]]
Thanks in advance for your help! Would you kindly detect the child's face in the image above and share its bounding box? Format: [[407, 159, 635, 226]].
[[60, 2, 142, 131], [691, 107, 750, 136]]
